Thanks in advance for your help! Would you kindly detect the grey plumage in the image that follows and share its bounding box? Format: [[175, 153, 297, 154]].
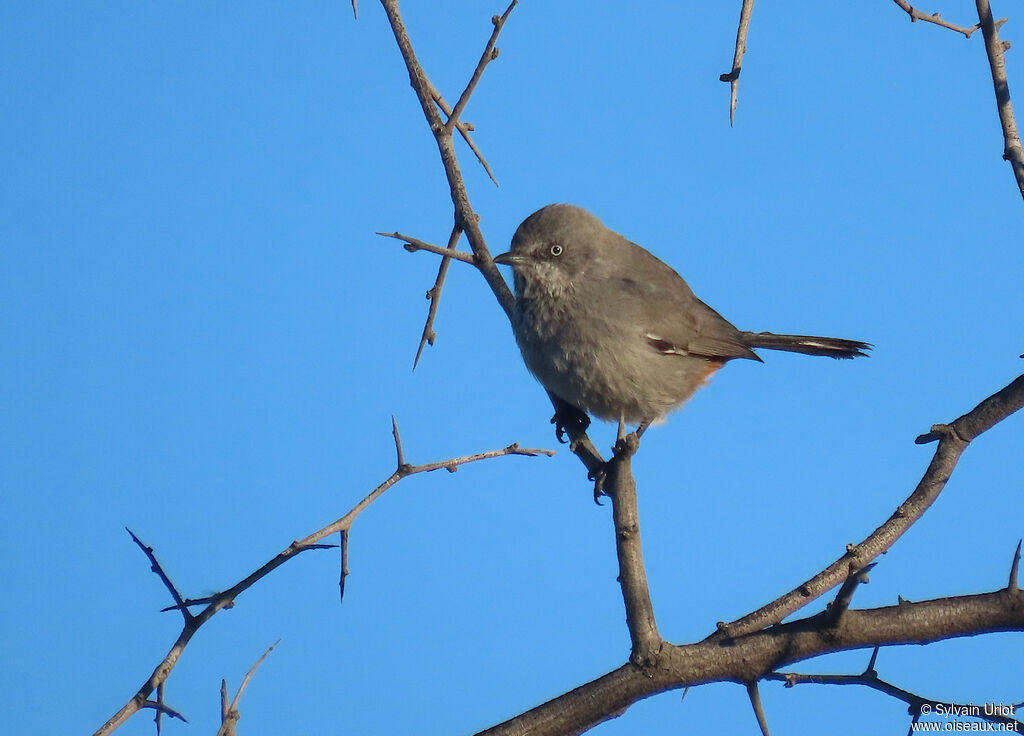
[[494, 204, 870, 427]]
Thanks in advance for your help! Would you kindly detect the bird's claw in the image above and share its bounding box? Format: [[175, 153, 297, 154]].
[[588, 462, 610, 504], [588, 432, 641, 504], [550, 405, 590, 444]]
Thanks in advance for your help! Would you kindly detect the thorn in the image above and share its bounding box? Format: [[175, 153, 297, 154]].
[[865, 646, 880, 674], [1009, 539, 1021, 592], [746, 682, 771, 736], [391, 416, 406, 469], [339, 529, 349, 604]]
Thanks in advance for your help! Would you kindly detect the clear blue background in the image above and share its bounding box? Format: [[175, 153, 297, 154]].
[[2, 2, 1021, 734]]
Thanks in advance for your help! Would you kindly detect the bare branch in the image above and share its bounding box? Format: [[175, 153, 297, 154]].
[[477, 586, 1024, 735], [975, 0, 1024, 199], [138, 695, 186, 726], [605, 433, 661, 664], [718, 372, 1024, 639], [377, 231, 476, 265], [352, 0, 358, 20], [379, 0, 515, 317], [95, 434, 552, 735], [413, 224, 462, 368], [891, 0, 981, 37], [768, 651, 1024, 731], [720, 0, 756, 126], [445, 1, 518, 135], [825, 563, 877, 626], [126, 528, 194, 625], [431, 86, 499, 185], [224, 641, 279, 718]]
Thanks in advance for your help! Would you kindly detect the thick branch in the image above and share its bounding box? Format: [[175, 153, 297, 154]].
[[606, 433, 660, 664], [477, 588, 1024, 736], [975, 0, 1024, 199]]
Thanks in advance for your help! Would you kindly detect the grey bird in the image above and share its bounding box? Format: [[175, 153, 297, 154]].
[[493, 204, 870, 438]]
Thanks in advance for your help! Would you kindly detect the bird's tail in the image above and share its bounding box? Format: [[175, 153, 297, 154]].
[[738, 331, 871, 359]]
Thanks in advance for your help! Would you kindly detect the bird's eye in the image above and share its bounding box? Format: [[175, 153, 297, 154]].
[[549, 243, 563, 257]]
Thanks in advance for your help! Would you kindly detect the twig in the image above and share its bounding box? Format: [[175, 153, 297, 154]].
[[379, 0, 515, 317], [975, 0, 1024, 199], [126, 528, 193, 625], [715, 372, 1024, 640], [825, 562, 876, 626], [352, 0, 358, 20], [216, 641, 280, 736], [155, 681, 165, 734], [720, 0, 756, 126], [768, 648, 1024, 731], [431, 86, 498, 185], [445, 1, 518, 135], [95, 435, 553, 735], [413, 224, 462, 368], [891, 0, 981, 37], [139, 694, 186, 725], [377, 231, 476, 265]]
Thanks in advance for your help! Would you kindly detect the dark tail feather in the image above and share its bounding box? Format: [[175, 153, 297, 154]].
[[738, 331, 871, 359]]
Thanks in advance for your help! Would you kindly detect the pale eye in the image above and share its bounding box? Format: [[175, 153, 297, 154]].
[[549, 243, 563, 257]]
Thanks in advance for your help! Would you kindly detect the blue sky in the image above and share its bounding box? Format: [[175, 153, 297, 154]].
[[2, 2, 1022, 734]]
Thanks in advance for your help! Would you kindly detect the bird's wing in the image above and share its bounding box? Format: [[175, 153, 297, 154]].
[[611, 245, 760, 362]]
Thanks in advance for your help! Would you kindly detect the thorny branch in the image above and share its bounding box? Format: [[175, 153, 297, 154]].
[[720, 0, 756, 126], [891, 0, 981, 37], [431, 85, 499, 185], [975, 0, 1024, 199], [94, 433, 553, 735], [216, 641, 279, 736], [768, 646, 1024, 732], [379, 0, 515, 317], [716, 373, 1024, 640], [893, 0, 1023, 198], [376, 1, 1024, 733], [478, 583, 1024, 736], [413, 224, 463, 368]]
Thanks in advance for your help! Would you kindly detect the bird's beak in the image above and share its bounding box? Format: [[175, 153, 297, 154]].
[[492, 251, 524, 266]]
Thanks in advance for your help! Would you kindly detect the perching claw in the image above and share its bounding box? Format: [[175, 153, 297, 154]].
[[550, 402, 590, 444]]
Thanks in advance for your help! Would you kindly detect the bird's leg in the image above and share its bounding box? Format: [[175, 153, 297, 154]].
[[548, 393, 591, 444]]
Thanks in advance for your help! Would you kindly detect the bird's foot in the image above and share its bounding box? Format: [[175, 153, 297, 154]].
[[551, 404, 590, 444], [588, 431, 641, 504]]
